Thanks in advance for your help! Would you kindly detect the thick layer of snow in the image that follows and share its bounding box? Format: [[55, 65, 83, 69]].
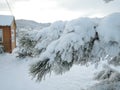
[[0, 15, 14, 26], [34, 21, 66, 53], [34, 13, 120, 64], [0, 54, 97, 90], [98, 13, 120, 42], [36, 13, 120, 63], [36, 18, 98, 63]]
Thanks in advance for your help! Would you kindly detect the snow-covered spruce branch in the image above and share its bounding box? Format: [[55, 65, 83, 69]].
[[108, 53, 120, 66], [94, 65, 120, 82], [88, 65, 120, 90], [30, 59, 51, 81], [29, 31, 100, 81], [17, 32, 37, 58], [34, 21, 65, 56], [16, 21, 65, 57]]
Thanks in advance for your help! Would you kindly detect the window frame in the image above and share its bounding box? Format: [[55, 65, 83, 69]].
[[11, 29, 15, 42], [0, 29, 3, 42]]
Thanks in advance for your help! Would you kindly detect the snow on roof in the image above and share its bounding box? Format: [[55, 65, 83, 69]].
[[0, 15, 14, 26]]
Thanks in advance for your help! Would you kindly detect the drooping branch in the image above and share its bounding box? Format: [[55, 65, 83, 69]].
[[80, 31, 99, 64], [30, 59, 51, 81]]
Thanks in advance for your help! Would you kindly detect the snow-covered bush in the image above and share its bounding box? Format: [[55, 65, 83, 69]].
[[87, 82, 120, 90], [30, 18, 100, 81], [108, 53, 120, 66], [86, 13, 120, 90], [94, 65, 120, 82], [30, 13, 120, 81], [34, 21, 66, 55], [88, 65, 120, 90], [16, 21, 65, 58], [16, 31, 37, 58]]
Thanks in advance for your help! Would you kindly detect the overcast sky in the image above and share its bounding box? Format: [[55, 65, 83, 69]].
[[0, 0, 120, 22]]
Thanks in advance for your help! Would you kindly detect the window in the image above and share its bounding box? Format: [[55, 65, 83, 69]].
[[0, 29, 3, 42], [11, 29, 15, 42]]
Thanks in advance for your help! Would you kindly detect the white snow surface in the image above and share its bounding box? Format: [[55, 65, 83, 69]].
[[0, 54, 97, 90], [0, 15, 14, 26], [98, 13, 120, 42]]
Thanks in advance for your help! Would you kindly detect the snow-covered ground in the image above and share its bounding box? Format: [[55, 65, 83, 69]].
[[0, 54, 98, 90]]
